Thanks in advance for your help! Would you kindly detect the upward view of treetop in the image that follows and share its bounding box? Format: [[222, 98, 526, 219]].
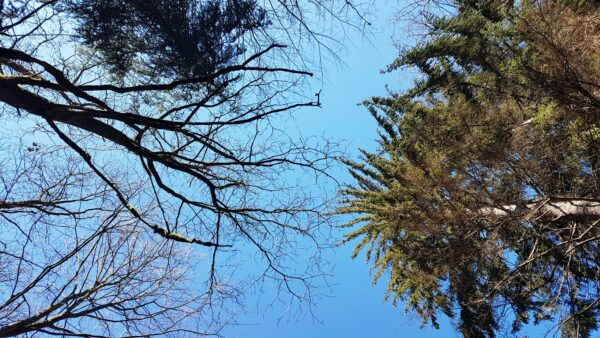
[[339, 0, 600, 337], [0, 0, 368, 336], [3, 0, 600, 337]]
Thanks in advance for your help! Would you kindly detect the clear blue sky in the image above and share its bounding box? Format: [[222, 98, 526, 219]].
[[223, 3, 455, 337], [223, 2, 571, 338]]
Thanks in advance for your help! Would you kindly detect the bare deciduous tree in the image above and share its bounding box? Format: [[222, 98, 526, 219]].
[[0, 0, 369, 335]]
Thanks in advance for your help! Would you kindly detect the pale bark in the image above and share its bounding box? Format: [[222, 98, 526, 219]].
[[480, 198, 600, 219]]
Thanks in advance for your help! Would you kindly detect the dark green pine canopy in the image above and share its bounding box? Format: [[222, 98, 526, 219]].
[[66, 0, 268, 77], [338, 0, 600, 337]]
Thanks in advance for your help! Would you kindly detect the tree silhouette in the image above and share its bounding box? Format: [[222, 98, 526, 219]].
[[0, 0, 369, 335]]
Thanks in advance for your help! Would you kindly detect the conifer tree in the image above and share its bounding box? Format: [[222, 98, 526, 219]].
[[338, 1, 600, 336]]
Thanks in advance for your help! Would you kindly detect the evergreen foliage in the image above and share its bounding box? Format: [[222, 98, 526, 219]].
[[66, 0, 268, 77], [338, 1, 600, 336]]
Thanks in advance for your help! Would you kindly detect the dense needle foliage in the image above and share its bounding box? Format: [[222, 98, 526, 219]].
[[338, 0, 600, 336], [66, 0, 268, 77]]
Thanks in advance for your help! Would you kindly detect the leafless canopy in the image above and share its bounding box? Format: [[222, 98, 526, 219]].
[[0, 0, 369, 336]]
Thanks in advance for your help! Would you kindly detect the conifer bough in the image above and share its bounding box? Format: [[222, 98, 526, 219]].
[[339, 0, 600, 337]]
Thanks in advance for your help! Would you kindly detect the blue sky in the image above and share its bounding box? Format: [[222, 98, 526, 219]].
[[223, 3, 459, 337]]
